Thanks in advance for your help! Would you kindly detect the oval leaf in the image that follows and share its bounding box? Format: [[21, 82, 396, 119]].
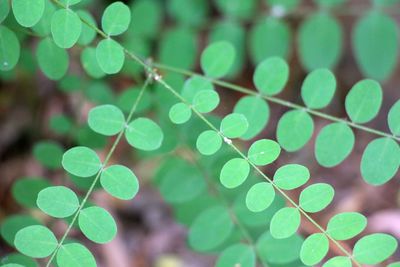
[[247, 139, 281, 166], [361, 137, 400, 185], [301, 68, 336, 109], [323, 256, 352, 267], [326, 212, 367, 240], [37, 186, 79, 218], [315, 122, 355, 167], [270, 207, 301, 239], [78, 206, 117, 244], [56, 243, 96, 267], [169, 103, 192, 124], [51, 9, 82, 49], [196, 130, 222, 156], [220, 158, 250, 189], [12, 0, 44, 27], [0, 26, 20, 71], [273, 164, 310, 190], [345, 79, 382, 124], [88, 104, 125, 136], [193, 90, 220, 113], [96, 39, 125, 74], [200, 41, 236, 78], [300, 233, 329, 266], [353, 233, 398, 265], [246, 182, 275, 212], [216, 243, 256, 267], [62, 146, 102, 177], [276, 110, 314, 152], [254, 57, 289, 95], [100, 165, 139, 200], [299, 183, 334, 213], [388, 99, 400, 136], [14, 225, 57, 258], [101, 1, 131, 36], [125, 118, 164, 151], [37, 37, 69, 80]]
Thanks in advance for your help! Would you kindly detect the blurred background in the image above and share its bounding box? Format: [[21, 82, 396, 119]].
[[1, 0, 400, 266]]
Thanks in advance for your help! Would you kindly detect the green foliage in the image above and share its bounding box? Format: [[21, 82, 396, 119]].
[[1, 1, 400, 267]]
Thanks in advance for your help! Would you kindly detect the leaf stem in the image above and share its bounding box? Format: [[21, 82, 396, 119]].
[[45, 78, 151, 267], [153, 62, 400, 143]]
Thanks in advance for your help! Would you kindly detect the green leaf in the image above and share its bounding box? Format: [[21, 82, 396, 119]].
[[0, 0, 10, 24], [276, 110, 314, 152], [12, 178, 51, 208], [361, 137, 400, 185], [220, 113, 249, 139], [101, 2, 131, 36], [56, 243, 96, 267], [326, 212, 367, 240], [2, 264, 24, 267], [37, 186, 79, 218], [267, 0, 300, 10], [270, 207, 301, 239], [298, 13, 342, 71], [388, 262, 400, 267], [246, 182, 275, 212], [254, 57, 289, 95], [216, 243, 256, 267], [0, 26, 20, 71], [388, 100, 400, 136], [78, 206, 117, 244], [220, 158, 250, 188], [125, 118, 163, 151], [49, 114, 72, 135], [300, 233, 329, 266], [315, 123, 355, 167], [256, 231, 303, 265], [353, 233, 398, 264], [315, 0, 346, 7], [76, 10, 97, 46], [1, 215, 40, 246], [81, 47, 105, 79], [248, 139, 281, 166], [196, 130, 222, 156], [158, 159, 206, 203], [100, 165, 139, 200], [169, 103, 192, 124], [188, 205, 234, 252], [62, 146, 102, 177], [88, 105, 125, 136], [96, 39, 125, 74], [200, 41, 236, 78], [158, 26, 197, 70], [273, 164, 310, 190], [214, 0, 256, 20], [51, 9, 82, 49], [249, 17, 291, 65], [352, 11, 398, 80], [209, 20, 245, 77], [345, 79, 382, 124], [117, 86, 152, 113], [130, 0, 162, 39], [12, 0, 44, 27], [59, 0, 81, 6], [299, 183, 334, 213], [33, 141, 63, 169], [0, 253, 38, 267], [168, 0, 210, 27], [193, 90, 220, 113], [14, 225, 57, 258], [301, 69, 336, 109], [323, 256, 352, 267], [31, 1, 55, 36], [181, 76, 214, 103], [36, 37, 69, 80], [233, 96, 269, 140]]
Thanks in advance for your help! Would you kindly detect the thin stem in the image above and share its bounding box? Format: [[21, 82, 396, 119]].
[[45, 78, 152, 267], [153, 62, 400, 143]]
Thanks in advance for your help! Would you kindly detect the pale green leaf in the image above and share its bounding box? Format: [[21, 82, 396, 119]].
[[301, 69, 336, 109], [246, 182, 275, 212], [254, 57, 289, 95], [51, 9, 82, 49], [169, 103, 192, 124], [273, 164, 310, 190], [62, 146, 102, 177], [196, 130, 222, 156], [36, 37, 69, 80], [88, 104, 125, 136], [14, 225, 57, 258], [270, 207, 301, 239], [200, 41, 235, 78], [37, 186, 79, 218], [248, 139, 280, 166], [125, 118, 163, 151], [12, 0, 44, 27], [326, 212, 367, 240], [299, 183, 334, 213], [300, 233, 329, 266], [216, 243, 255, 267], [220, 113, 248, 139], [388, 99, 400, 136], [220, 158, 250, 188], [353, 233, 398, 265], [192, 90, 220, 113], [101, 2, 131, 36], [96, 39, 125, 74], [56, 243, 96, 267], [323, 256, 352, 267], [100, 165, 139, 200], [0, 26, 20, 72]]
